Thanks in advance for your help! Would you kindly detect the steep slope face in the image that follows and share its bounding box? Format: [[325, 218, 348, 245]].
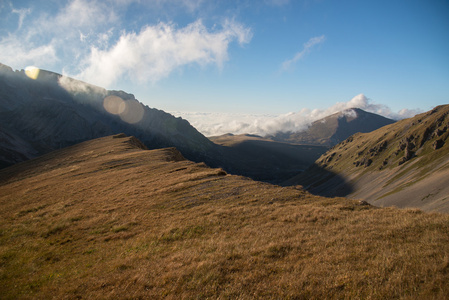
[[288, 105, 449, 212], [1, 134, 449, 299], [0, 63, 215, 167], [271, 108, 395, 146]]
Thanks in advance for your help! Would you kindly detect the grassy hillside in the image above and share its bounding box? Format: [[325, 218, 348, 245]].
[[289, 105, 449, 212], [1, 135, 449, 298]]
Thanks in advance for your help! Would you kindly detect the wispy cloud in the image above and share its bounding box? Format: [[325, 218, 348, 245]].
[[280, 35, 325, 72], [11, 7, 31, 30], [0, 0, 117, 70], [0, 35, 57, 68], [172, 94, 422, 137]]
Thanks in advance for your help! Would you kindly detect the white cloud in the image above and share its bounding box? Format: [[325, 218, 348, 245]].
[[52, 0, 117, 31], [0, 0, 117, 70], [0, 35, 57, 68], [171, 94, 422, 137], [76, 19, 252, 87], [0, 0, 251, 85], [280, 35, 325, 72]]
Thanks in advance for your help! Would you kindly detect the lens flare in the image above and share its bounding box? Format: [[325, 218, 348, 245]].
[[103, 95, 126, 115], [119, 100, 144, 124], [25, 66, 40, 80], [103, 96, 144, 124]]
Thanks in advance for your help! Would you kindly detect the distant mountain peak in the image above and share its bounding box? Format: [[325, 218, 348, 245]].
[[270, 107, 395, 146]]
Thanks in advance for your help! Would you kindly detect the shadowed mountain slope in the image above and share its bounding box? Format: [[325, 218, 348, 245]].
[[1, 134, 449, 298], [0, 63, 215, 168], [287, 105, 449, 213], [270, 108, 395, 146]]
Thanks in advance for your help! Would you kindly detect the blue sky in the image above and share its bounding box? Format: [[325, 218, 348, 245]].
[[1, 0, 448, 135]]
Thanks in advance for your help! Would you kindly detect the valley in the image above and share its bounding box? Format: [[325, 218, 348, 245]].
[[0, 63, 389, 184]]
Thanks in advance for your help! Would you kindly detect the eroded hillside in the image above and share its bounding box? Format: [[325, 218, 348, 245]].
[[1, 135, 449, 298], [289, 105, 449, 212]]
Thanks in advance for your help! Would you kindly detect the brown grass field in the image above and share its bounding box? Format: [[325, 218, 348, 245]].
[[1, 134, 449, 299]]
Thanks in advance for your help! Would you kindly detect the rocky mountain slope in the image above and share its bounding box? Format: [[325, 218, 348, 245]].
[[270, 108, 395, 146], [1, 134, 449, 298], [0, 63, 215, 168], [287, 105, 449, 212]]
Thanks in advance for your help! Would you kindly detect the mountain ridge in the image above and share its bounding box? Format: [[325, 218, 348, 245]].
[[0, 63, 216, 168]]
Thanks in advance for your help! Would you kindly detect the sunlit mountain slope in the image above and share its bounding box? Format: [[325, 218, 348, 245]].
[[288, 105, 449, 212]]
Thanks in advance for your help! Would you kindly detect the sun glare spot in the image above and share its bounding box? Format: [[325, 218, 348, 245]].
[[103, 95, 126, 115], [25, 66, 40, 80], [119, 100, 145, 124], [103, 96, 144, 124]]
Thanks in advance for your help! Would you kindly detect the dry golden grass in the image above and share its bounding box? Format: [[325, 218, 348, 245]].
[[1, 135, 449, 299]]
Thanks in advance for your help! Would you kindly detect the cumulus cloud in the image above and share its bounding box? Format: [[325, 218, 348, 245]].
[[335, 94, 422, 120], [76, 19, 252, 87], [171, 94, 422, 137], [280, 35, 325, 72]]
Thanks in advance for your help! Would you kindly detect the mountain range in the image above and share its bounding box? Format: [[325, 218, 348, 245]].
[[0, 62, 394, 183], [2, 62, 448, 212]]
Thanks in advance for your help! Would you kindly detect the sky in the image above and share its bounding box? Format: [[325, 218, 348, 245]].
[[1, 0, 448, 136]]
